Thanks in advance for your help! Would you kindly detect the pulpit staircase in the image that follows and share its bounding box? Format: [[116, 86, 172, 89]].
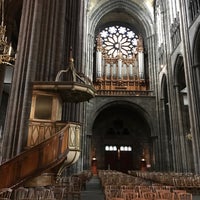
[[0, 122, 81, 189]]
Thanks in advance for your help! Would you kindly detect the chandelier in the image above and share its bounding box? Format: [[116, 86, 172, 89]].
[[0, 0, 15, 65]]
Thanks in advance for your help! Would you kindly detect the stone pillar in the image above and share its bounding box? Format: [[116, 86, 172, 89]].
[[191, 64, 200, 172], [178, 0, 200, 173], [2, 0, 66, 161], [158, 98, 171, 171], [0, 66, 6, 106], [61, 0, 86, 173], [174, 84, 188, 171]]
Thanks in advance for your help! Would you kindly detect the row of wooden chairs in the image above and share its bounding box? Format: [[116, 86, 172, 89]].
[[105, 187, 192, 200], [0, 185, 80, 200], [0, 170, 92, 200], [98, 170, 193, 200], [111, 192, 192, 200], [128, 171, 200, 188]]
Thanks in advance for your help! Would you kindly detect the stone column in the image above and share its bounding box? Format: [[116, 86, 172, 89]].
[[2, 0, 66, 161], [179, 0, 200, 173], [191, 64, 200, 172], [61, 0, 86, 173], [158, 98, 171, 171], [174, 84, 188, 171], [0, 66, 6, 106]]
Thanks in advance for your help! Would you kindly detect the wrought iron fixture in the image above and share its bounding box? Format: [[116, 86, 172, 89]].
[[0, 0, 15, 66]]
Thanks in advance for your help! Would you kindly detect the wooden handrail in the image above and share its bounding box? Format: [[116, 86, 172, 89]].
[[0, 122, 81, 189]]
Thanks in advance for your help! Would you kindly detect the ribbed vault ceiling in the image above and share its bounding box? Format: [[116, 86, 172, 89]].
[[88, 0, 155, 40], [88, 0, 154, 16]]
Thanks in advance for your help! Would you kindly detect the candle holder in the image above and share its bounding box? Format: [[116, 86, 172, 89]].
[[0, 23, 15, 65]]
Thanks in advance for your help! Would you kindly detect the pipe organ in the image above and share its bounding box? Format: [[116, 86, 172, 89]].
[[94, 33, 148, 92]]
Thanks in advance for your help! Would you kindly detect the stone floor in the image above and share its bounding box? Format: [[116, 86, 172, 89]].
[[81, 175, 104, 200], [193, 195, 200, 200]]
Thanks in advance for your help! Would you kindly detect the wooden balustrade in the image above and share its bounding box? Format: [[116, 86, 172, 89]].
[[94, 79, 149, 92], [27, 120, 66, 147], [0, 122, 81, 189], [96, 90, 153, 96]]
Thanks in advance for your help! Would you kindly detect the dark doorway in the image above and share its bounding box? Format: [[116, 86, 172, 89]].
[[105, 147, 133, 173], [92, 102, 152, 173]]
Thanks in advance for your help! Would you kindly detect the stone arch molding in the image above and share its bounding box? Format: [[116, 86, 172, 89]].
[[88, 0, 154, 37], [173, 54, 184, 86], [87, 100, 155, 137], [192, 24, 200, 65], [160, 73, 168, 99]]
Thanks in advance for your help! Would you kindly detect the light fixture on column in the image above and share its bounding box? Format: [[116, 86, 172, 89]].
[[0, 0, 15, 66]]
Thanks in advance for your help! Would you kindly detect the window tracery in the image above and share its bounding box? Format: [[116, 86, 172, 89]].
[[94, 25, 149, 95], [100, 26, 139, 58]]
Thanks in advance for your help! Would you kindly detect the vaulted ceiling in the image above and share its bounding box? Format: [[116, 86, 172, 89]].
[[88, 0, 155, 16], [88, 0, 155, 39]]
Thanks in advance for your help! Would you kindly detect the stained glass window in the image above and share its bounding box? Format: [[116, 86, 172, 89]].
[[99, 25, 139, 58]]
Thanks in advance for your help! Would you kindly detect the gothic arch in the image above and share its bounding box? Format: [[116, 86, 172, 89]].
[[173, 54, 193, 171], [193, 24, 200, 65], [96, 100, 153, 131], [173, 54, 185, 88], [89, 0, 154, 39], [161, 73, 168, 100], [160, 74, 173, 170], [91, 100, 155, 171]]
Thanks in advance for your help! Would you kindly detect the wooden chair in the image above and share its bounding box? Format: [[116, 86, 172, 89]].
[[177, 193, 192, 200], [105, 189, 120, 200], [138, 186, 152, 197], [34, 187, 55, 200], [14, 187, 29, 200], [122, 191, 138, 200], [173, 190, 187, 200], [70, 176, 82, 200], [134, 198, 146, 200], [0, 188, 12, 200], [52, 187, 65, 200], [44, 189, 55, 200], [111, 198, 124, 200], [121, 189, 136, 197], [159, 191, 174, 200], [142, 191, 156, 200]]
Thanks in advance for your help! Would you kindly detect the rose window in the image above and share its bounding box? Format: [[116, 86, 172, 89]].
[[100, 25, 139, 58]]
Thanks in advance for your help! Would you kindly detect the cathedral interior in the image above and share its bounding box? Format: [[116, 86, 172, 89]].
[[0, 0, 200, 190]]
